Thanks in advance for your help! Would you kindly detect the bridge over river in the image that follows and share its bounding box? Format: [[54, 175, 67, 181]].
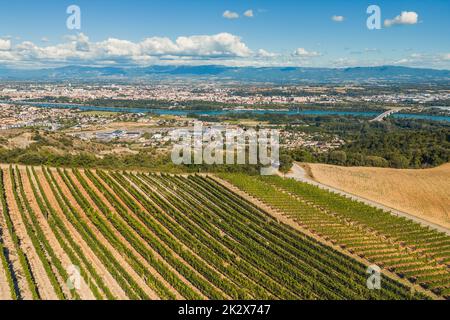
[[370, 108, 404, 122]]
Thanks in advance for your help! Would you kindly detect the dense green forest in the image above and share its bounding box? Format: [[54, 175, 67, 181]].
[[288, 118, 449, 168]]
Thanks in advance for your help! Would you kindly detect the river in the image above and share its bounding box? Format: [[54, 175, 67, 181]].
[[6, 101, 450, 122]]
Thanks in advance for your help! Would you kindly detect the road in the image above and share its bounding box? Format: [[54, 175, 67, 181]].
[[369, 108, 401, 122], [283, 163, 450, 235]]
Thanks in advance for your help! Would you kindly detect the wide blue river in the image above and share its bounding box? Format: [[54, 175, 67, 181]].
[[11, 101, 450, 122]]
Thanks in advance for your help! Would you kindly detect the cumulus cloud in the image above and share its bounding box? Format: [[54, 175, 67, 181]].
[[384, 11, 418, 27], [2, 32, 449, 69], [257, 49, 277, 57], [0, 32, 253, 67], [331, 15, 344, 22], [389, 52, 450, 69], [223, 10, 239, 19], [244, 10, 254, 18], [161, 33, 252, 57], [393, 58, 410, 65], [74, 33, 90, 52], [292, 48, 321, 57], [0, 39, 11, 51]]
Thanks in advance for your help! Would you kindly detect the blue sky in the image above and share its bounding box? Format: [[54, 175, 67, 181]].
[[0, 0, 449, 69]]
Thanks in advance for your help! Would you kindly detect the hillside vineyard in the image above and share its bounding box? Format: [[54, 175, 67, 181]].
[[0, 165, 447, 300]]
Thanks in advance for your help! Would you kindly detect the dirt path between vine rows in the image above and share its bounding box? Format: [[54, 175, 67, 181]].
[[62, 169, 158, 299], [0, 174, 14, 300], [90, 170, 200, 300], [3, 169, 57, 300], [35, 167, 127, 300], [72, 169, 174, 300], [84, 168, 213, 299], [21, 167, 95, 300], [0, 166, 31, 300], [209, 174, 442, 300], [0, 233, 12, 300], [115, 171, 229, 299]]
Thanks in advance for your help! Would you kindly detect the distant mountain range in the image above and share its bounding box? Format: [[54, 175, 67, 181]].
[[0, 65, 449, 83]]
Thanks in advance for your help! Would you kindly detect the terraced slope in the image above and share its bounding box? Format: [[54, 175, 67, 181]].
[[0, 165, 431, 300], [218, 173, 450, 299]]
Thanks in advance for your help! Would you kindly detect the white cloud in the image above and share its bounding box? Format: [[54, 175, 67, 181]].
[[1, 33, 449, 69], [389, 52, 450, 69], [393, 58, 410, 65], [0, 32, 253, 67], [384, 11, 418, 27], [164, 33, 252, 57], [244, 10, 254, 18], [292, 48, 321, 57], [100, 38, 140, 57], [331, 15, 344, 22], [223, 10, 239, 19], [257, 49, 277, 57], [0, 39, 11, 51], [74, 33, 90, 52], [41, 37, 50, 43]]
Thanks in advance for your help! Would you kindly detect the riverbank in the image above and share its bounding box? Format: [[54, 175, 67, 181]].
[[3, 100, 450, 122]]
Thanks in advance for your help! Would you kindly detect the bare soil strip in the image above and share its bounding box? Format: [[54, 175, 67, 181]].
[[22, 167, 95, 300], [131, 176, 237, 298], [99, 170, 225, 299], [3, 169, 58, 300], [72, 169, 166, 299], [135, 173, 269, 298], [0, 168, 32, 300], [0, 180, 14, 300], [0, 245, 12, 300], [61, 169, 157, 299], [35, 168, 127, 300], [144, 173, 278, 299], [209, 174, 441, 300], [0, 197, 26, 299], [89, 170, 190, 299], [82, 169, 209, 299]]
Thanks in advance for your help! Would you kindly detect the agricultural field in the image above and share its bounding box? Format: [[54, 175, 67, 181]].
[[0, 164, 433, 300], [302, 163, 450, 229], [219, 173, 450, 299]]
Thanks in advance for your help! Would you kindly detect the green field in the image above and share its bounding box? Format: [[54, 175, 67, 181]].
[[219, 173, 450, 298], [0, 165, 434, 299]]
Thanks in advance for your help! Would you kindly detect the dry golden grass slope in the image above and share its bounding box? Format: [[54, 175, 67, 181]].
[[304, 163, 450, 229]]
